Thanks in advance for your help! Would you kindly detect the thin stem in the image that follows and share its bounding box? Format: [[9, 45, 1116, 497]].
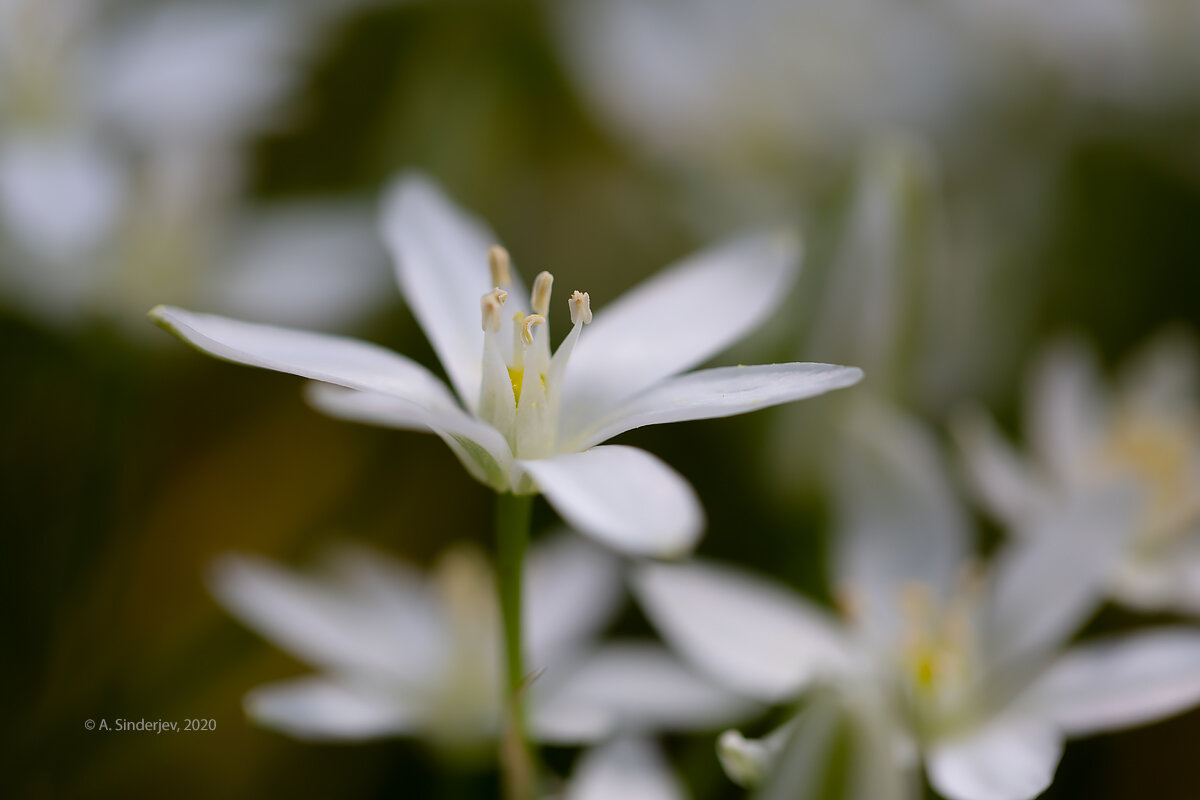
[[495, 491, 536, 800]]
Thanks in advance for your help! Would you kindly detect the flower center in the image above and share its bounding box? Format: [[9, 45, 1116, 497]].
[[1095, 409, 1200, 545], [893, 582, 978, 738], [477, 245, 591, 459]]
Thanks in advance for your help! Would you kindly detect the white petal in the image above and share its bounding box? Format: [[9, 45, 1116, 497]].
[[833, 402, 970, 643], [1027, 338, 1106, 484], [1021, 629, 1200, 736], [306, 383, 513, 491], [562, 231, 800, 427], [570, 362, 863, 450], [747, 695, 842, 798], [926, 716, 1063, 800], [982, 487, 1137, 673], [951, 407, 1047, 526], [150, 307, 516, 485], [381, 173, 526, 411], [208, 550, 443, 685], [567, 739, 688, 800], [524, 535, 623, 666], [516, 446, 703, 557], [633, 560, 854, 702], [539, 643, 755, 735], [245, 677, 419, 741], [152, 305, 452, 401]]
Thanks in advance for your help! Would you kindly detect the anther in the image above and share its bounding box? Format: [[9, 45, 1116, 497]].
[[520, 314, 546, 346], [569, 290, 592, 325], [480, 288, 506, 333], [531, 271, 553, 316], [488, 245, 512, 288]]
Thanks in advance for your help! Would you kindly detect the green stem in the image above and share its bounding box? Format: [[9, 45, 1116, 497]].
[[495, 492, 535, 800]]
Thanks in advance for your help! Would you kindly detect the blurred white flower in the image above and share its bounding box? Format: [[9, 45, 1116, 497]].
[[0, 0, 390, 330], [956, 331, 1200, 614], [553, 0, 968, 179], [152, 173, 862, 555], [211, 536, 749, 766], [635, 404, 1200, 800], [554, 0, 1200, 185]]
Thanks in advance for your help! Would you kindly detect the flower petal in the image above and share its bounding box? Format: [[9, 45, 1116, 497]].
[[516, 446, 704, 557], [208, 550, 443, 685], [524, 535, 623, 666], [570, 362, 863, 450], [539, 642, 756, 735], [151, 305, 453, 401], [951, 407, 1047, 526], [981, 487, 1138, 674], [213, 201, 391, 331], [633, 560, 854, 702], [925, 716, 1063, 800], [833, 403, 970, 644], [381, 173, 526, 410], [1021, 629, 1200, 736], [562, 231, 800, 427], [567, 738, 688, 800], [244, 677, 419, 741], [1027, 338, 1105, 484], [305, 383, 513, 490]]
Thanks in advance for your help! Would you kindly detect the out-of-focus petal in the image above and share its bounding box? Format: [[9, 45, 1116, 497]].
[[1021, 629, 1200, 736], [244, 677, 419, 741], [0, 134, 123, 266], [833, 402, 969, 643], [567, 738, 688, 800], [570, 362, 863, 450], [381, 173, 527, 411], [524, 535, 623, 666], [925, 716, 1062, 800], [539, 643, 756, 735], [562, 231, 800, 427], [951, 407, 1046, 525], [208, 551, 442, 684], [981, 487, 1137, 675], [516, 446, 703, 557], [1027, 338, 1105, 483], [93, 2, 303, 143], [213, 201, 391, 331], [633, 560, 854, 702]]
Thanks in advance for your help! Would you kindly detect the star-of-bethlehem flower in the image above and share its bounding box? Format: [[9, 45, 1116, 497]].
[[151, 174, 861, 555], [211, 535, 751, 795], [956, 330, 1200, 614], [634, 404, 1200, 800]]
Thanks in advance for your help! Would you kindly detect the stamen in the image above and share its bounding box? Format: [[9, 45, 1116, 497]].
[[480, 288, 507, 332], [531, 271, 553, 316], [569, 290, 592, 325], [520, 314, 546, 346], [488, 245, 512, 288]]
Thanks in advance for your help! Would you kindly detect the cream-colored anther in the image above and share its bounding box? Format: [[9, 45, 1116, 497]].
[[488, 245, 512, 288], [480, 288, 506, 333], [520, 314, 546, 346], [569, 290, 592, 325], [531, 271, 553, 316]]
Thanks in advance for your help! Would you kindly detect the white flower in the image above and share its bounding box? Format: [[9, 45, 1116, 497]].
[[956, 331, 1200, 614], [210, 536, 750, 764], [634, 404, 1200, 800], [151, 173, 862, 555], [0, 0, 389, 329]]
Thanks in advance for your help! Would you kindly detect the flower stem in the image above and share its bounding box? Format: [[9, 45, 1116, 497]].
[[495, 491, 536, 800]]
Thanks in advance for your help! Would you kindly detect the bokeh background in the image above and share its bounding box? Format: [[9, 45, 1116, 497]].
[[4, 0, 1200, 797]]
